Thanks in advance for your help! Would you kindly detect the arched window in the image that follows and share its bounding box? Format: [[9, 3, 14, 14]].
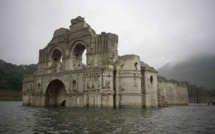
[[51, 49, 62, 62], [71, 44, 87, 69], [38, 83, 41, 90], [72, 80, 77, 91]]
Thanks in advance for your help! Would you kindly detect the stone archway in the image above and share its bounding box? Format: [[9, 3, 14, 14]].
[[71, 41, 87, 70], [51, 49, 62, 62], [48, 48, 64, 72], [45, 80, 67, 107]]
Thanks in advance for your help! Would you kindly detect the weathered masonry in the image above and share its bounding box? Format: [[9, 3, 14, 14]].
[[22, 16, 188, 108]]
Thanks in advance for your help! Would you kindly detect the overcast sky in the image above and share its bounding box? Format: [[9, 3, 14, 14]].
[[0, 0, 215, 69]]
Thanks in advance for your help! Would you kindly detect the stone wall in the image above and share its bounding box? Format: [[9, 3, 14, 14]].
[[141, 63, 158, 108], [115, 55, 142, 108], [158, 79, 188, 106], [22, 66, 115, 108]]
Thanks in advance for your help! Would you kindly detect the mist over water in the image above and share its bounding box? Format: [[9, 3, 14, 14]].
[[0, 102, 214, 134]]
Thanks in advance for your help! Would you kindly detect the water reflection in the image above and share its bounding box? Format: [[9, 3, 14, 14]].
[[0, 102, 214, 134]]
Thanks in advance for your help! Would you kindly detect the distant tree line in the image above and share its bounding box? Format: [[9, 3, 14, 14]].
[[0, 59, 37, 91], [184, 82, 215, 98]]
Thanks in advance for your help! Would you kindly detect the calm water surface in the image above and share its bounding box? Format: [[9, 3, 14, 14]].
[[0, 102, 214, 134]]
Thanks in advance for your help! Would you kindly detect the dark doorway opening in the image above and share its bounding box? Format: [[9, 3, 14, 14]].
[[45, 80, 66, 107], [60, 100, 66, 107]]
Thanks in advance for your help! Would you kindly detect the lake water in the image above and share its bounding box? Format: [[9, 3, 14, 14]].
[[0, 102, 214, 134]]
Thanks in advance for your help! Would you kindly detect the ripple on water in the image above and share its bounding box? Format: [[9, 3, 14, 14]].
[[0, 102, 215, 134]]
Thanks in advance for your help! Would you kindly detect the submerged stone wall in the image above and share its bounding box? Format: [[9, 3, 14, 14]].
[[158, 79, 188, 107]]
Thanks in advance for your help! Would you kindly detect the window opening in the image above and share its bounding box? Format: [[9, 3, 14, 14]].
[[134, 62, 138, 70], [82, 49, 86, 65], [150, 75, 153, 84], [51, 49, 62, 63]]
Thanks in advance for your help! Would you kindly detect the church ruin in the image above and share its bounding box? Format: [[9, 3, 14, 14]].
[[22, 16, 188, 108]]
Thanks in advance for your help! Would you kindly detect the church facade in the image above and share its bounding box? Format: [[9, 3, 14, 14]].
[[22, 16, 188, 108]]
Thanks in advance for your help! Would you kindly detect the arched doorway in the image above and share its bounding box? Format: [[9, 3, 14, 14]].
[[71, 43, 87, 69], [45, 80, 66, 107]]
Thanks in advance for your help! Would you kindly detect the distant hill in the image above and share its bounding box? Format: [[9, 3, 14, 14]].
[[158, 55, 215, 90], [0, 59, 37, 90]]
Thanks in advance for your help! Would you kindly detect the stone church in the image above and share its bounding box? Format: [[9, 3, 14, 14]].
[[22, 16, 188, 108]]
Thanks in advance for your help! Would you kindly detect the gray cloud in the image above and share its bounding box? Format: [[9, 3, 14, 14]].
[[0, 0, 215, 69]]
